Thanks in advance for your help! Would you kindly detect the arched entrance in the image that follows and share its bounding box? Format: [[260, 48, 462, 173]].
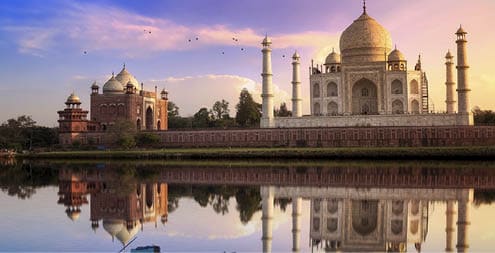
[[145, 106, 153, 130], [157, 120, 161, 130], [327, 102, 338, 115], [411, 100, 420, 114], [136, 118, 141, 130], [351, 200, 378, 237], [392, 100, 404, 114], [352, 78, 378, 115]]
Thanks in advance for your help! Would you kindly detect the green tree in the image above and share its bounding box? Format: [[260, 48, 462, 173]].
[[211, 99, 230, 120], [135, 132, 161, 147], [235, 89, 261, 127], [473, 107, 495, 125], [168, 101, 180, 118], [274, 102, 292, 117], [192, 107, 212, 128], [107, 120, 136, 149], [0, 115, 58, 150]]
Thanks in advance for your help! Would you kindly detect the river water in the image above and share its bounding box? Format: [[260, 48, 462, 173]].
[[0, 159, 494, 252]]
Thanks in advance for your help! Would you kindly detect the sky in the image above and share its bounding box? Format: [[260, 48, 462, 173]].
[[1, 0, 495, 126]]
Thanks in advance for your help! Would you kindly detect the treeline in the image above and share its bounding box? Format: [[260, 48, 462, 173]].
[[473, 108, 495, 125], [0, 115, 58, 151], [168, 88, 291, 129]]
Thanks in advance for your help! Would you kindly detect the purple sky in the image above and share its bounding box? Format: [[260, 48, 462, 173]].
[[1, 0, 494, 126]]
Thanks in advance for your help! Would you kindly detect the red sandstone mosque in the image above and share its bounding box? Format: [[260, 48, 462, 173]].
[[58, 65, 169, 145]]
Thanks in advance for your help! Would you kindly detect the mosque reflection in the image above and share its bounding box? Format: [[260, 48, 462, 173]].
[[51, 164, 489, 252], [57, 169, 168, 246]]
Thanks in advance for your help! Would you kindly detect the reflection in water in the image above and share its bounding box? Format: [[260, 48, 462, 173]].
[[261, 186, 473, 253], [1, 161, 495, 252], [57, 169, 168, 246]]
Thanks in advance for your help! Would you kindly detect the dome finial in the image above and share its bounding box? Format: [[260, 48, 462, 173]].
[[363, 0, 367, 14], [123, 63, 126, 70], [395, 44, 397, 50], [112, 72, 114, 77]]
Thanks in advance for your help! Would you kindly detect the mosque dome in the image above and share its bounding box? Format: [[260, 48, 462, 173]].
[[116, 222, 140, 245], [445, 50, 453, 58], [91, 81, 99, 89], [325, 49, 341, 65], [339, 10, 392, 63], [66, 208, 81, 221], [388, 47, 405, 62], [66, 93, 81, 104], [103, 219, 124, 238], [103, 74, 124, 94], [115, 65, 140, 91]]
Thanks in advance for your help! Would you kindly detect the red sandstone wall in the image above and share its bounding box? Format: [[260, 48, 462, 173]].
[[157, 126, 495, 148], [65, 126, 495, 148]]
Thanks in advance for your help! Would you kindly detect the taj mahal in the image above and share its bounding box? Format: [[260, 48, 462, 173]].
[[260, 3, 473, 128]]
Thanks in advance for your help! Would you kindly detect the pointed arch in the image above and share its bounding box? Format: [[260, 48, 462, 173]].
[[391, 79, 403, 94], [410, 80, 419, 94], [327, 82, 338, 97], [145, 106, 153, 130], [392, 100, 404, 114], [313, 83, 320, 98]]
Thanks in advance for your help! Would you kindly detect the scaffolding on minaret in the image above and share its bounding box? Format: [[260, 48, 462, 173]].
[[421, 72, 429, 113]]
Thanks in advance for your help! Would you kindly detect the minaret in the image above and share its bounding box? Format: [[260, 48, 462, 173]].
[[445, 51, 456, 113], [291, 51, 302, 117], [292, 197, 302, 252], [261, 35, 274, 128], [455, 26, 471, 114], [456, 189, 473, 253], [261, 186, 274, 253], [445, 201, 456, 252]]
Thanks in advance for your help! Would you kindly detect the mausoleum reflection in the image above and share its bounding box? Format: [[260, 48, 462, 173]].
[[261, 186, 473, 253]]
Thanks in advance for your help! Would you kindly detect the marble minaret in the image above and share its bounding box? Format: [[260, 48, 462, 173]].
[[291, 51, 302, 117], [445, 50, 456, 113], [261, 35, 274, 128]]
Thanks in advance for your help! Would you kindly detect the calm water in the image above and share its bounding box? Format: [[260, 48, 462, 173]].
[[1, 159, 495, 252]]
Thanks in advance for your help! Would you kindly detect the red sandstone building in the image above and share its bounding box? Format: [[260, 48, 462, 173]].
[[58, 65, 168, 145]]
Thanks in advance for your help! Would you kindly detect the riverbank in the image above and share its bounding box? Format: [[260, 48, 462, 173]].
[[18, 146, 495, 160]]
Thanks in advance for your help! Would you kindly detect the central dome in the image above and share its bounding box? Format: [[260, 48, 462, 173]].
[[115, 66, 140, 91], [339, 11, 392, 63]]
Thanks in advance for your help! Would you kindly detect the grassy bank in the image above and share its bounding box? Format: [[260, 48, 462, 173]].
[[18, 146, 495, 160]]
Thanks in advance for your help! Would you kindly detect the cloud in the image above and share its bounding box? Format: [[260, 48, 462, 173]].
[[147, 74, 291, 116], [1, 2, 339, 57]]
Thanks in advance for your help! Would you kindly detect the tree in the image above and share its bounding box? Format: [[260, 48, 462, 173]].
[[135, 132, 161, 147], [212, 99, 230, 120], [235, 89, 261, 127], [274, 102, 292, 117], [168, 101, 180, 118], [0, 115, 57, 150], [107, 120, 136, 149], [473, 107, 495, 125], [192, 107, 212, 128]]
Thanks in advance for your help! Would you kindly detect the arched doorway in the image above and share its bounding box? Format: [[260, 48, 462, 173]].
[[411, 100, 420, 114], [314, 102, 321, 115], [351, 200, 378, 237], [392, 100, 404, 114], [157, 120, 161, 130], [145, 106, 153, 130], [327, 102, 338, 115], [352, 78, 378, 115], [136, 118, 141, 130]]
